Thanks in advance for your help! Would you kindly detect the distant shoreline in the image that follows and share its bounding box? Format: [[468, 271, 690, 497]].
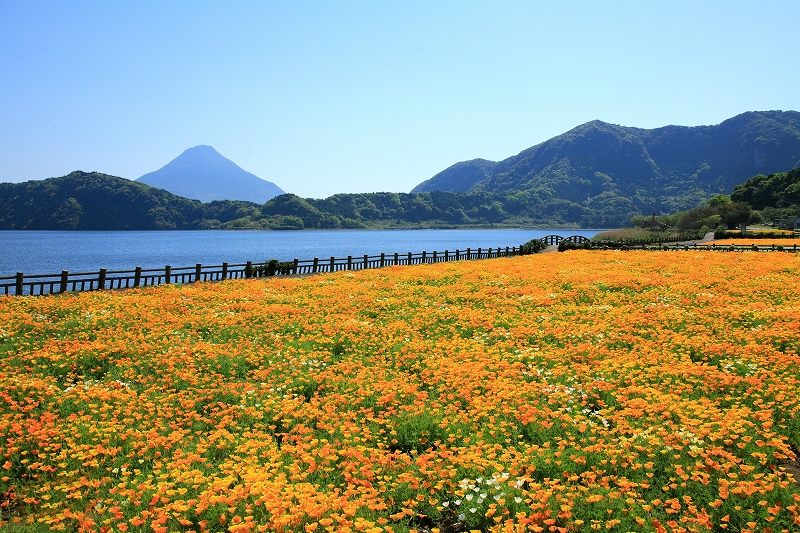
[[0, 224, 607, 232]]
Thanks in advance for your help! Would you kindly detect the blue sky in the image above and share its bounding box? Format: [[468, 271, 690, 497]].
[[1, 1, 798, 199]]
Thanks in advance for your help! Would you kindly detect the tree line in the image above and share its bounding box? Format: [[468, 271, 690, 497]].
[[626, 167, 800, 238], [1, 166, 798, 231]]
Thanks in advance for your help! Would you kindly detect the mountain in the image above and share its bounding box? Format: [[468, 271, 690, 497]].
[[0, 171, 266, 230], [137, 145, 284, 203], [413, 111, 800, 214]]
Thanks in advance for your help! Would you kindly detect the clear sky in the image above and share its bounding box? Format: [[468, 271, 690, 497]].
[[1, 1, 798, 199]]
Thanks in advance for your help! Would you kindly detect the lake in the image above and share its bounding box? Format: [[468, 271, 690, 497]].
[[0, 229, 601, 277]]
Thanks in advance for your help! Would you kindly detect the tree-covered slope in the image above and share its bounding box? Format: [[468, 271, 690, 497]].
[[0, 171, 264, 230], [730, 166, 800, 210], [412, 159, 502, 194], [413, 111, 800, 215]]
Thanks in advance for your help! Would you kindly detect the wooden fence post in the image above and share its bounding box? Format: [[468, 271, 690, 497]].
[[380, 253, 385, 267], [195, 264, 202, 282], [407, 252, 412, 265], [59, 270, 69, 294], [455, 249, 459, 260], [134, 267, 142, 288], [98, 268, 107, 291], [433, 250, 437, 263], [330, 256, 335, 272], [478, 247, 482, 259], [422, 251, 427, 263], [293, 258, 299, 274], [347, 256, 352, 270], [394, 252, 399, 265], [15, 272, 23, 296], [221, 262, 228, 280], [363, 254, 368, 270], [466, 248, 471, 260], [313, 257, 319, 273]]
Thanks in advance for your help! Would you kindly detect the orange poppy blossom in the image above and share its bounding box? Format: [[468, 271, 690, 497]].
[[0, 250, 799, 532]]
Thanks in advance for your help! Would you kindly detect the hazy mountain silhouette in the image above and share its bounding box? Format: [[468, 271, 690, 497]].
[[137, 145, 284, 203]]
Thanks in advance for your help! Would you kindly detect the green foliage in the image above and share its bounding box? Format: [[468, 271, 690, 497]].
[[389, 412, 446, 454], [558, 240, 593, 252], [0, 172, 635, 229], [717, 201, 752, 231], [49, 197, 84, 229], [731, 166, 800, 210], [518, 238, 548, 254], [713, 230, 799, 240], [253, 260, 295, 277], [413, 111, 800, 221], [5, 156, 799, 232], [707, 194, 732, 207], [674, 198, 753, 236], [0, 172, 248, 230]]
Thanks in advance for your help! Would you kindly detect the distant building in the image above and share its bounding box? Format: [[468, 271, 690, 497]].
[[777, 216, 800, 230]]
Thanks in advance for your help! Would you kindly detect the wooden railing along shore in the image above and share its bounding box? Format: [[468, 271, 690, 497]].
[[4, 235, 798, 297], [0, 245, 521, 297]]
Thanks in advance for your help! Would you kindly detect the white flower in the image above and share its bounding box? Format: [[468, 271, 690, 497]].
[[442, 501, 449, 507], [465, 494, 473, 501], [469, 508, 477, 514], [458, 514, 466, 521], [514, 497, 523, 504]]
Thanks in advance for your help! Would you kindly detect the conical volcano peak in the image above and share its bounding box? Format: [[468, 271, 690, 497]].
[[137, 146, 285, 203]]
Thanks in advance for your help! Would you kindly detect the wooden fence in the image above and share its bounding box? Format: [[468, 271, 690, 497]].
[[600, 242, 800, 252], [0, 245, 520, 297], [5, 238, 798, 297]]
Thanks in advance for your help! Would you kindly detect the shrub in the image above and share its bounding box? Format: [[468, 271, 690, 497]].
[[519, 238, 548, 255], [558, 240, 593, 252], [254, 259, 295, 276]]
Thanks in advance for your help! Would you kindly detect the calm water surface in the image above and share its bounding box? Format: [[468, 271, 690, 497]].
[[0, 229, 600, 277]]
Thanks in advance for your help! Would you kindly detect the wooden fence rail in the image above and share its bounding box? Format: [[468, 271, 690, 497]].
[[6, 238, 797, 297], [600, 242, 800, 252], [0, 245, 521, 297]]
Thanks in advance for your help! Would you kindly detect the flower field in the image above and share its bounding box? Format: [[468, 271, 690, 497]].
[[1, 250, 799, 533]]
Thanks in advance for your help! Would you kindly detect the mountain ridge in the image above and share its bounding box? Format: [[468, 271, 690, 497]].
[[412, 111, 800, 214], [137, 145, 284, 203]]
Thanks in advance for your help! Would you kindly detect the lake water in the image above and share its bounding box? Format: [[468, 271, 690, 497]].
[[0, 229, 601, 277]]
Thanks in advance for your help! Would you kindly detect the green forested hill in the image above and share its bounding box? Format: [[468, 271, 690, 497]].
[[0, 171, 592, 229], [6, 122, 800, 230], [413, 111, 800, 224], [730, 167, 800, 211], [0, 172, 263, 230]]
